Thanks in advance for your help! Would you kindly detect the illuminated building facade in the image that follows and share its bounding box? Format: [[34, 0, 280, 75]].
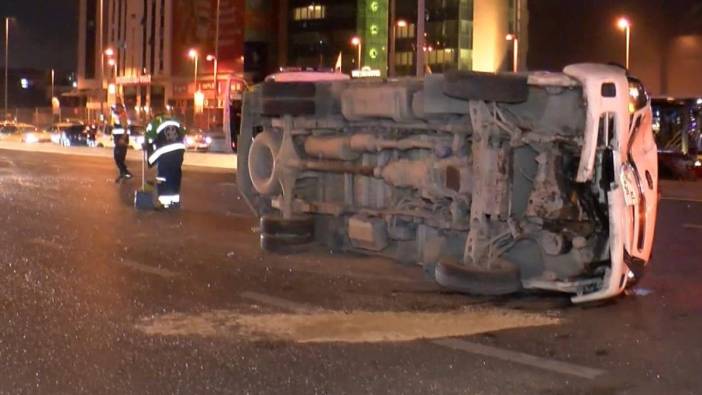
[[76, 0, 247, 125], [282, 0, 527, 76]]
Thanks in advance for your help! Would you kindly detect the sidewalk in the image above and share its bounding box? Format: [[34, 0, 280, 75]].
[[0, 141, 237, 170]]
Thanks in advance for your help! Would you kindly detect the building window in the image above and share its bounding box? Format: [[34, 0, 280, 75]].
[[293, 5, 326, 21], [395, 51, 414, 66], [396, 23, 415, 39], [458, 49, 472, 70], [426, 48, 455, 65]]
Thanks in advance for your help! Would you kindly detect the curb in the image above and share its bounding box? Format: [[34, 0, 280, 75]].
[[0, 141, 237, 170]]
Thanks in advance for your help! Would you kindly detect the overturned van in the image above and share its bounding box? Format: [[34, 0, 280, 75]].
[[237, 64, 658, 303]]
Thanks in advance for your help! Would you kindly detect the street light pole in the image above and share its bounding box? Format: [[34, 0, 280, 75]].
[[351, 37, 362, 71], [625, 25, 631, 69], [206, 54, 217, 130], [99, 0, 104, 119], [506, 34, 518, 72], [512, 0, 521, 72], [388, 0, 396, 78], [206, 56, 218, 94], [4, 17, 10, 121], [416, 0, 425, 78], [190, 52, 199, 87], [214, 0, 221, 113], [617, 17, 631, 69]]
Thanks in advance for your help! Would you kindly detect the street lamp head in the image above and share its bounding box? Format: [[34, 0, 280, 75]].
[[107, 59, 115, 66], [104, 48, 114, 56], [188, 49, 198, 59], [506, 33, 516, 41], [396, 20, 407, 27], [206, 54, 216, 62], [617, 17, 630, 30], [351, 36, 361, 46]]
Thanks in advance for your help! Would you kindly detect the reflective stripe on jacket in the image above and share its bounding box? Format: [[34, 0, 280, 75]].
[[148, 143, 186, 165]]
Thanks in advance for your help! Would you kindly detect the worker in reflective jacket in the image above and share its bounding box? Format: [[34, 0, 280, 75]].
[[144, 116, 186, 209], [111, 104, 132, 182]]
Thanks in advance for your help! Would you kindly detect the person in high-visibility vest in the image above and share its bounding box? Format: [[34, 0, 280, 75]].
[[111, 104, 132, 182], [144, 115, 187, 209]]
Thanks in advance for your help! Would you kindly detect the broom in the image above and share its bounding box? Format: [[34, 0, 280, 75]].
[[134, 147, 155, 210]]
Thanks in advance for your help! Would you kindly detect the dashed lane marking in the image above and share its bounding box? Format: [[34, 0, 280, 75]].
[[118, 259, 179, 278], [432, 338, 605, 380], [683, 224, 702, 230]]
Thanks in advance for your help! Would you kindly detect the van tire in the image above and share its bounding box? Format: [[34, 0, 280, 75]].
[[261, 215, 314, 235], [435, 257, 522, 295]]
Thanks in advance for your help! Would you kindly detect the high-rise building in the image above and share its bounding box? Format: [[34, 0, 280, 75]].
[[282, 0, 527, 77], [75, 0, 526, 124], [282, 0, 359, 71], [76, 0, 247, 126]]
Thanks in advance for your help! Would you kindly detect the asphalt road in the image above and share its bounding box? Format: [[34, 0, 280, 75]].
[[0, 148, 700, 395]]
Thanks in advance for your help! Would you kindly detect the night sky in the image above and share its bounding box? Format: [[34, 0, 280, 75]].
[[1, 0, 702, 88], [0, 0, 77, 72], [528, 0, 702, 71]]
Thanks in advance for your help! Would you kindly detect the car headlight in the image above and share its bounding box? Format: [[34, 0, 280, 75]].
[[185, 136, 194, 146], [24, 133, 38, 143], [205, 136, 212, 144], [695, 160, 701, 168]]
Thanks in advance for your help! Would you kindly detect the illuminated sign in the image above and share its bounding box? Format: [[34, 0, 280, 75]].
[[351, 67, 382, 78], [115, 75, 152, 85], [357, 0, 388, 77]]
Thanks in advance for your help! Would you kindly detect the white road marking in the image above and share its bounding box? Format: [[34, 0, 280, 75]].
[[683, 223, 702, 230], [118, 259, 179, 278], [240, 291, 318, 313], [661, 197, 702, 203], [432, 338, 605, 380]]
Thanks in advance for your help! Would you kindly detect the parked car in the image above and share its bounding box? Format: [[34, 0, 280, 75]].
[[185, 130, 213, 152], [46, 122, 85, 145], [0, 123, 19, 136], [0, 122, 38, 143], [20, 124, 51, 144], [651, 97, 702, 179], [95, 124, 146, 150]]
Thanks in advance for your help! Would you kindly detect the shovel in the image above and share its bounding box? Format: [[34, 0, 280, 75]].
[[134, 148, 155, 210]]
